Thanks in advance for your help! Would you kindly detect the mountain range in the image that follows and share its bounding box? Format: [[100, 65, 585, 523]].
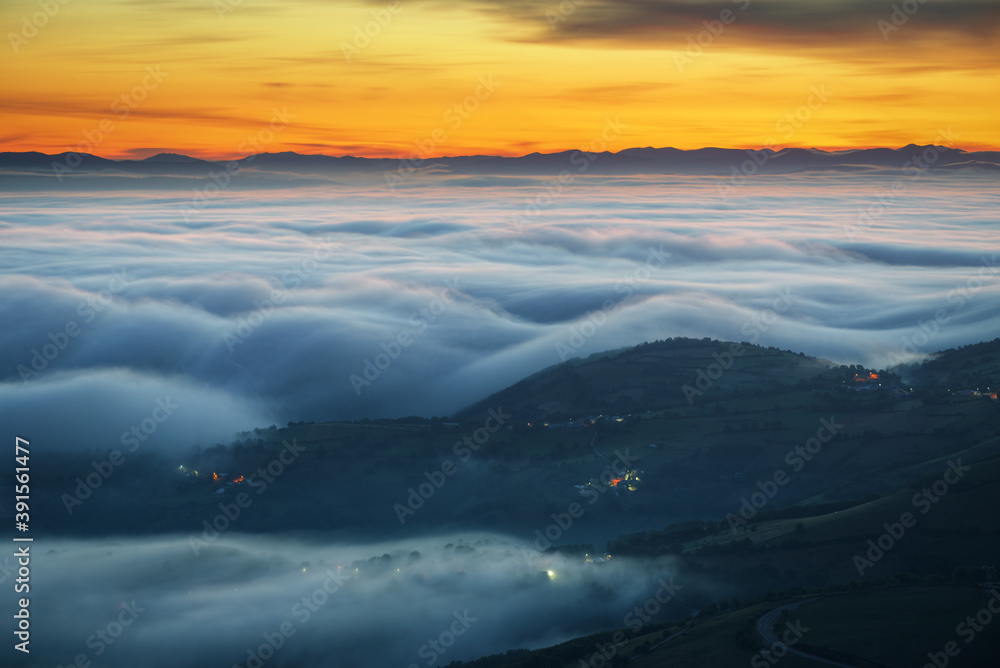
[[2, 145, 999, 183]]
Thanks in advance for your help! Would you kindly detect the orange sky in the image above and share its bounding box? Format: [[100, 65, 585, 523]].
[[1, 0, 997, 159]]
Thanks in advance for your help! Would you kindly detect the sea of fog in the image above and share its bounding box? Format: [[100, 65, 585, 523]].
[[3, 533, 698, 668], [1, 172, 998, 451]]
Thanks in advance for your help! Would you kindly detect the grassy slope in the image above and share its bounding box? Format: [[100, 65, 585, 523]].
[[34, 339, 1000, 546], [794, 586, 1000, 667]]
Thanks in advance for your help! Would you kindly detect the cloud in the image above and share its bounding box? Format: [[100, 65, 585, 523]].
[[11, 533, 694, 668], [427, 0, 1000, 49], [0, 368, 271, 453], [0, 172, 997, 451]]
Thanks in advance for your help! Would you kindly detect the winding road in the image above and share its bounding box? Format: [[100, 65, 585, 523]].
[[756, 599, 858, 667], [590, 427, 611, 464]]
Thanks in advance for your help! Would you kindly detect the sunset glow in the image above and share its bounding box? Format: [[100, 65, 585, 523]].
[[2, 0, 997, 158]]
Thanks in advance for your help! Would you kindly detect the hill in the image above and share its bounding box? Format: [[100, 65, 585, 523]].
[[29, 337, 999, 544], [22, 335, 1000, 666], [456, 337, 839, 421], [445, 452, 1000, 667]]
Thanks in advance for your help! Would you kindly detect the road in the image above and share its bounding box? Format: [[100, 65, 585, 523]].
[[590, 428, 611, 464], [756, 599, 859, 667]]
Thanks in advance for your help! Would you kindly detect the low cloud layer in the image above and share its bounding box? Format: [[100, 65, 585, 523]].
[[5, 533, 692, 668], [1, 172, 998, 453]]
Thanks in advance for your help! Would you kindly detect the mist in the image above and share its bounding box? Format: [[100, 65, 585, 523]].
[[6, 533, 697, 668], [2, 171, 998, 452]]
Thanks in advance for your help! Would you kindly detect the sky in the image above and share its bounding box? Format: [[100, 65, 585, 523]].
[[1, 0, 998, 158]]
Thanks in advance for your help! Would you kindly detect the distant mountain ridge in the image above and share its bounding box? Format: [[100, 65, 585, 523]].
[[2, 144, 999, 181]]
